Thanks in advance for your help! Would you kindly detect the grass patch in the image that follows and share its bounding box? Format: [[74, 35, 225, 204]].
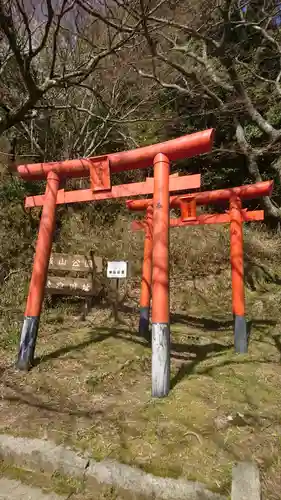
[[1, 223, 281, 498], [1, 294, 281, 498]]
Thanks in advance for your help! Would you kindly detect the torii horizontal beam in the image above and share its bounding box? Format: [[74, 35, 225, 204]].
[[126, 180, 273, 210], [17, 129, 214, 181], [131, 210, 265, 230], [24, 174, 201, 208]]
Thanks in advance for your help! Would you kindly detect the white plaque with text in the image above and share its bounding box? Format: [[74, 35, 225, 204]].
[[107, 261, 128, 279]]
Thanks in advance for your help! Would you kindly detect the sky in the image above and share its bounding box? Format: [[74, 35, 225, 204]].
[[23, 0, 88, 33]]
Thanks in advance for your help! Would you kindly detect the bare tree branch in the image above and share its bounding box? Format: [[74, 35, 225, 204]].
[[227, 61, 281, 139], [76, 0, 134, 34], [236, 121, 280, 218], [20, 121, 45, 156], [147, 15, 220, 49], [0, 0, 141, 136], [0, 1, 38, 95], [32, 0, 54, 58], [15, 0, 33, 58], [136, 67, 196, 96]]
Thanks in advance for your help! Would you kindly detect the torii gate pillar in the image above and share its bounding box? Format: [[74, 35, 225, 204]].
[[16, 171, 60, 370]]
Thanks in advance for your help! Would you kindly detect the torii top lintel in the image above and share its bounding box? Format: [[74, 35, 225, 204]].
[[17, 129, 214, 181]]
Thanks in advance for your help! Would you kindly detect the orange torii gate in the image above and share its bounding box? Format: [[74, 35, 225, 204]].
[[15, 129, 214, 397], [127, 180, 273, 391]]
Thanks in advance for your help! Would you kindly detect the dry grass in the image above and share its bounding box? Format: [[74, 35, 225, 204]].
[[1, 294, 281, 498], [1, 218, 281, 498]]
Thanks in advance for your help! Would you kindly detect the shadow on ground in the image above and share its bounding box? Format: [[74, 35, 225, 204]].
[[30, 312, 278, 391], [170, 312, 275, 332], [1, 311, 281, 500]]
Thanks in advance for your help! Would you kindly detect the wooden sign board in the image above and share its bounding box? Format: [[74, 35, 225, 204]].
[[45, 277, 99, 296], [49, 253, 103, 273]]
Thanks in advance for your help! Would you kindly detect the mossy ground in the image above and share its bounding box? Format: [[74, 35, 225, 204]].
[[1, 284, 281, 499], [1, 223, 281, 499]]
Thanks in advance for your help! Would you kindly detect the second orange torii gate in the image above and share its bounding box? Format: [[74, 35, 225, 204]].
[[127, 180, 273, 355]]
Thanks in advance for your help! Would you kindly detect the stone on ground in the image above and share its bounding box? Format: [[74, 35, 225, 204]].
[[231, 462, 261, 500], [0, 478, 66, 500]]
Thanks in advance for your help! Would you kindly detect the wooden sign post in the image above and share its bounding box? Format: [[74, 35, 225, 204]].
[[106, 261, 128, 322]]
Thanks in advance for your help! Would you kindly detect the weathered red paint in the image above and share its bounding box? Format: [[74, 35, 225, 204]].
[[25, 174, 201, 208], [152, 153, 170, 324], [140, 206, 153, 311], [229, 196, 245, 317], [130, 197, 265, 354], [90, 157, 111, 192], [126, 180, 273, 211], [25, 171, 60, 317], [132, 209, 264, 231], [17, 129, 214, 181], [179, 196, 197, 221]]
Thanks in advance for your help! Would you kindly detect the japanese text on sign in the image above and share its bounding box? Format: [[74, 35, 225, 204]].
[[107, 261, 128, 279]]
